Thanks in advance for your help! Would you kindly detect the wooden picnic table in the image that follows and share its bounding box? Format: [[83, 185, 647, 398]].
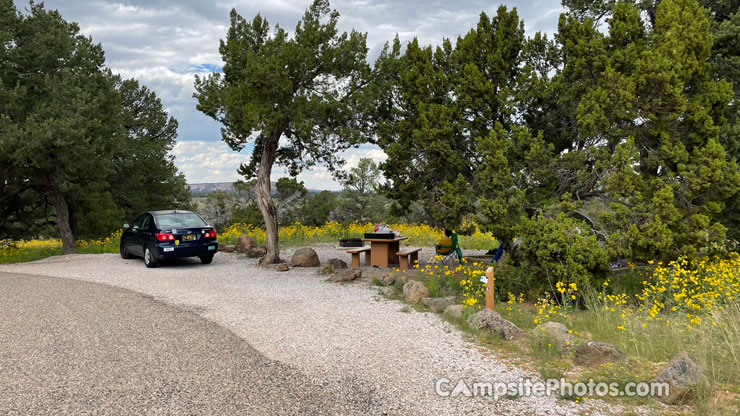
[[361, 236, 408, 268]]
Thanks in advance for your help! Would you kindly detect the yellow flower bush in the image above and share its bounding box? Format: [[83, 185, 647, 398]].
[[3, 221, 498, 263], [595, 254, 740, 331], [220, 221, 497, 249], [1, 229, 123, 263], [637, 255, 739, 314], [411, 259, 489, 308], [458, 263, 487, 309], [532, 292, 565, 325]]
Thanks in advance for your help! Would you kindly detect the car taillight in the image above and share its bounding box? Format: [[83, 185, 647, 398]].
[[203, 230, 217, 239], [156, 233, 175, 241]]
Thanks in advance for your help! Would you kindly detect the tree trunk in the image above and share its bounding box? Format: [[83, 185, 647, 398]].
[[498, 237, 521, 266], [46, 177, 75, 254], [257, 133, 281, 265]]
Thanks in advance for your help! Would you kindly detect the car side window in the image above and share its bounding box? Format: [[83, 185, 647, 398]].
[[133, 215, 146, 229], [142, 215, 150, 230]]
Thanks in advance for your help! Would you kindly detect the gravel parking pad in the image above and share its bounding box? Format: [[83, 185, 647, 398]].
[[0, 246, 612, 415], [0, 272, 361, 415]]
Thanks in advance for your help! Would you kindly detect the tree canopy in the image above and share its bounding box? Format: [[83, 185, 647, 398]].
[[371, 6, 526, 227], [0, 1, 190, 251], [194, 0, 371, 264], [371, 0, 740, 294]]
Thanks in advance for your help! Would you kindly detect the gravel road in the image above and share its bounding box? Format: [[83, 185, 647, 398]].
[[0, 246, 612, 415], [0, 272, 362, 415]]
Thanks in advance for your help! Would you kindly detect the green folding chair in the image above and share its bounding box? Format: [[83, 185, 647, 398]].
[[435, 232, 465, 265]]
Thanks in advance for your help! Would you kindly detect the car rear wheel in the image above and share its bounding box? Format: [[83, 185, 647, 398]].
[[120, 243, 132, 259], [144, 246, 158, 268], [199, 255, 214, 264]]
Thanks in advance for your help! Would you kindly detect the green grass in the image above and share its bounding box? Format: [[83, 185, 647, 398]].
[[0, 247, 62, 264], [0, 241, 119, 264], [379, 266, 740, 414]]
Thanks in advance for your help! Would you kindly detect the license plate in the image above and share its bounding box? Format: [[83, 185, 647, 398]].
[[208, 245, 215, 251], [183, 234, 196, 241], [164, 247, 174, 252]]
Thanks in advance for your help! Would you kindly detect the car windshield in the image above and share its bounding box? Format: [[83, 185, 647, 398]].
[[155, 213, 208, 229]]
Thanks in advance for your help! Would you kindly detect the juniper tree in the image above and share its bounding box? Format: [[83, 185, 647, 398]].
[[195, 0, 371, 264]]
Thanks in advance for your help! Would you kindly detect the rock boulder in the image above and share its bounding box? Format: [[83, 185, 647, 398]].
[[290, 248, 320, 267], [245, 245, 267, 258], [574, 341, 625, 367], [379, 273, 396, 286], [218, 244, 236, 253], [470, 309, 524, 340], [652, 352, 708, 403], [329, 269, 362, 283], [443, 304, 464, 320], [535, 322, 574, 351], [422, 296, 456, 313], [326, 258, 347, 270], [235, 235, 257, 253], [403, 280, 430, 304]]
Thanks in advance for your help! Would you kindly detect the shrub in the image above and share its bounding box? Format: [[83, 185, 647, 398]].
[[517, 213, 612, 295]]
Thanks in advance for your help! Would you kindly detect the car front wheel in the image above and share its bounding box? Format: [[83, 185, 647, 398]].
[[144, 246, 158, 268], [199, 255, 214, 264], [120, 243, 132, 259]]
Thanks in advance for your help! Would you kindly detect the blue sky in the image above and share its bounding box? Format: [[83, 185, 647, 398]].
[[13, 0, 565, 190]]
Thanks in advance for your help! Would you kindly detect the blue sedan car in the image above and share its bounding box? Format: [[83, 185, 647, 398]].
[[120, 210, 218, 268]]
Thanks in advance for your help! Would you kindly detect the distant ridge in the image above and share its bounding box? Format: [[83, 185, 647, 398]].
[[188, 182, 328, 195], [188, 182, 235, 193]]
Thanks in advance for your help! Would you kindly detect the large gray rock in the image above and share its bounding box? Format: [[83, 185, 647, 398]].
[[535, 322, 575, 351], [652, 352, 709, 403], [290, 247, 320, 267], [328, 269, 362, 283], [218, 244, 236, 253], [471, 309, 524, 340], [326, 258, 347, 269], [322, 258, 347, 274], [443, 304, 464, 320], [379, 273, 396, 286], [403, 280, 430, 304], [574, 341, 625, 367], [422, 296, 456, 313], [235, 235, 257, 253], [245, 245, 267, 258]]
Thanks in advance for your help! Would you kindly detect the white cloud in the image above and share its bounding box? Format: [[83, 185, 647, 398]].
[[171, 141, 249, 183], [341, 146, 388, 170], [172, 141, 388, 190], [16, 0, 563, 186]]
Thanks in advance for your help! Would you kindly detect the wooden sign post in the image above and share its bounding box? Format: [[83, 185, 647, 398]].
[[485, 266, 495, 310]]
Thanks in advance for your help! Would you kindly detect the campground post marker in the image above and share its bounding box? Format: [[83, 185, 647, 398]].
[[485, 266, 494, 310]]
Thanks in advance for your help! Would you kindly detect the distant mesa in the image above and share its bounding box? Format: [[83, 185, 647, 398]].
[[188, 182, 236, 194], [189, 182, 326, 195]]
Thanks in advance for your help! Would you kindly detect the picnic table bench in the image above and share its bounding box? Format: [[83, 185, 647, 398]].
[[346, 247, 371, 268], [396, 248, 421, 271]]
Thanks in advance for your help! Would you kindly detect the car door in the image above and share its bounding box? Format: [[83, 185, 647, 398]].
[[139, 214, 153, 250], [129, 214, 147, 256], [123, 215, 141, 255]]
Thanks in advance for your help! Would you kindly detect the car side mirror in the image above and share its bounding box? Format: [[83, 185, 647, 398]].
[[123, 224, 129, 229]]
